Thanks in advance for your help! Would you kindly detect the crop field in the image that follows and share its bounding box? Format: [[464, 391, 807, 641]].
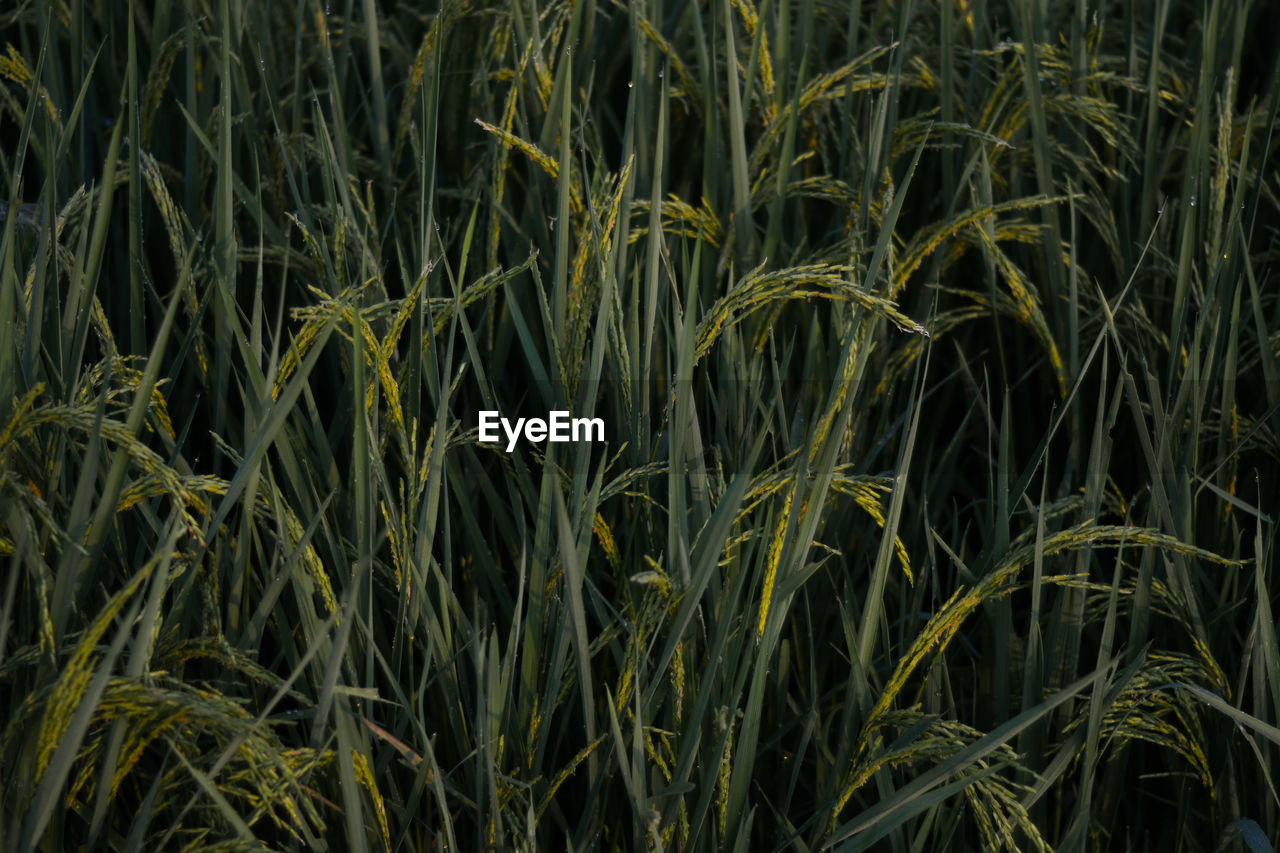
[[1, 0, 1278, 850]]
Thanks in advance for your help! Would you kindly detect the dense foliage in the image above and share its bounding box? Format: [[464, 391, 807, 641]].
[[1, 0, 1278, 850]]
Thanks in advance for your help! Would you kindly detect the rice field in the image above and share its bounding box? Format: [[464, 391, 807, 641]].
[[0, 1, 1277, 850]]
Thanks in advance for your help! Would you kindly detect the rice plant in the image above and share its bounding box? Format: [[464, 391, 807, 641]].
[[0, 0, 1277, 850]]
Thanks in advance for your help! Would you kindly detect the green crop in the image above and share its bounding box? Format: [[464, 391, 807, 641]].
[[0, 1, 1276, 850]]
